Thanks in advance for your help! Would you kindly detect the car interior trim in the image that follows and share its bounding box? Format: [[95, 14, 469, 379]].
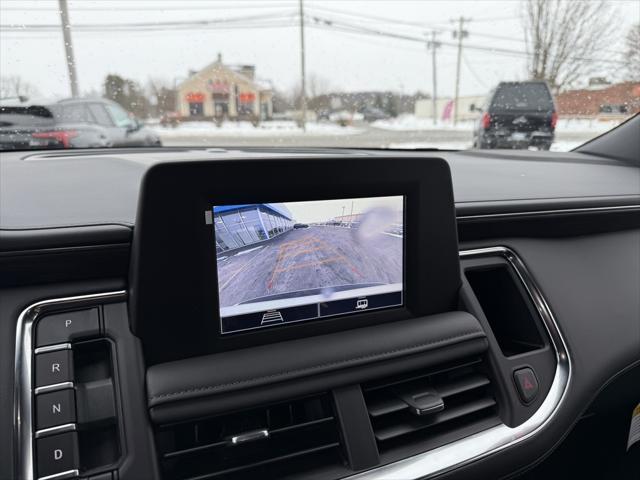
[[343, 246, 571, 479], [14, 290, 127, 480], [457, 204, 640, 220], [37, 469, 80, 480], [34, 423, 77, 440], [33, 344, 72, 355], [33, 382, 75, 396], [13, 246, 569, 480]]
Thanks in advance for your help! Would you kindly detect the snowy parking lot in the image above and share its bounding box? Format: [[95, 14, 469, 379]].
[[153, 115, 624, 151]]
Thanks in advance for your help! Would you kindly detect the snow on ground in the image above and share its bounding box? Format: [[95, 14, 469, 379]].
[[386, 140, 586, 152], [385, 141, 472, 150], [371, 114, 624, 134], [153, 120, 364, 137], [372, 115, 476, 131]]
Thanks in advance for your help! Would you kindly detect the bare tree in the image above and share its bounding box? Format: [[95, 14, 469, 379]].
[[623, 23, 640, 81], [522, 0, 617, 92], [307, 73, 332, 99], [0, 75, 40, 99], [147, 77, 177, 117]]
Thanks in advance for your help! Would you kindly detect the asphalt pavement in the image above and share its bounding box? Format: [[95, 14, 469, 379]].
[[216, 226, 403, 307]]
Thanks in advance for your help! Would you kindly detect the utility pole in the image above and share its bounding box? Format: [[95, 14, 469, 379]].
[[298, 0, 307, 132], [58, 0, 79, 97], [452, 16, 470, 126], [427, 31, 441, 126]]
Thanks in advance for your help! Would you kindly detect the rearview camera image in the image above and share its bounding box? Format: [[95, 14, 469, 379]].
[[213, 196, 404, 334]]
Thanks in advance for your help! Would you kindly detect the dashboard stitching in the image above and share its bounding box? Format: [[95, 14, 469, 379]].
[[149, 329, 485, 402]]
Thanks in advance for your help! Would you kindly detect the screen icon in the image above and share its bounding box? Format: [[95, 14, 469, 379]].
[[356, 298, 369, 310], [261, 310, 284, 325]]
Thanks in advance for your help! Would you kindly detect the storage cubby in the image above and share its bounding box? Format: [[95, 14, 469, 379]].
[[465, 265, 545, 357]]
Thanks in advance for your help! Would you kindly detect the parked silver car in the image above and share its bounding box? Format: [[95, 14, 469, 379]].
[[0, 97, 161, 150]]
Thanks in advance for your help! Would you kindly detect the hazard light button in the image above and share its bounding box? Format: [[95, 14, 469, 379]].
[[514, 368, 539, 404]]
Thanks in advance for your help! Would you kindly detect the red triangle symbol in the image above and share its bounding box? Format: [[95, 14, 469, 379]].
[[523, 377, 534, 390]]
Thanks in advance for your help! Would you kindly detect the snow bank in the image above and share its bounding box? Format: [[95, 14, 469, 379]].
[[371, 114, 625, 134], [152, 120, 364, 137], [386, 140, 587, 152], [371, 115, 475, 132]]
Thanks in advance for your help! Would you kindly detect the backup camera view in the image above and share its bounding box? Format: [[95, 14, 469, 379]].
[[214, 196, 403, 334]]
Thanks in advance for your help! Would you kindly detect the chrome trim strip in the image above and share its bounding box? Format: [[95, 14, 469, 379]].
[[34, 344, 72, 355], [37, 469, 79, 480], [34, 423, 77, 439], [457, 204, 640, 220], [345, 246, 572, 479], [14, 290, 127, 480], [229, 429, 270, 445], [34, 382, 74, 396]]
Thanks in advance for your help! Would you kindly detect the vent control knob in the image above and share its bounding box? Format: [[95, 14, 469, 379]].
[[396, 387, 445, 416]]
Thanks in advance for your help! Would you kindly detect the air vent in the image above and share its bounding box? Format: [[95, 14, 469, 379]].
[[363, 357, 500, 453], [155, 393, 343, 480]]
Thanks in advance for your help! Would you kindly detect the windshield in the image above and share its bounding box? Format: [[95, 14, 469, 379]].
[[1, 0, 638, 152]]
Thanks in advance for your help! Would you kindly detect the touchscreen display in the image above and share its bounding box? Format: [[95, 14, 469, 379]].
[[213, 196, 404, 334]]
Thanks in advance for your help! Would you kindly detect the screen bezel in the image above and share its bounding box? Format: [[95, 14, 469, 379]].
[[131, 156, 461, 364], [211, 195, 407, 336]]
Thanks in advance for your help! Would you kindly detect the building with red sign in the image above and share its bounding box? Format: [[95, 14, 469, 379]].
[[176, 54, 273, 122]]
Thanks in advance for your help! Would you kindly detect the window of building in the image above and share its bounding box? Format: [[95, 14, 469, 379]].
[[239, 208, 267, 242], [238, 92, 256, 115], [189, 102, 204, 116], [259, 209, 274, 238], [222, 211, 253, 245], [599, 104, 629, 114], [214, 216, 240, 252]]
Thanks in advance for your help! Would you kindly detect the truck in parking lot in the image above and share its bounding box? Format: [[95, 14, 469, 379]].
[[472, 81, 557, 150]]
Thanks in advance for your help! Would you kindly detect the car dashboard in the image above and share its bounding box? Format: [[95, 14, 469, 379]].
[[1, 145, 639, 480]]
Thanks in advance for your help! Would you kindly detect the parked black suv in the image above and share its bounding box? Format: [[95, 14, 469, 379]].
[[472, 81, 557, 150], [0, 97, 161, 150]]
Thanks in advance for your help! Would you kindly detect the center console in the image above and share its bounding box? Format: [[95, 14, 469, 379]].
[[14, 156, 569, 480]]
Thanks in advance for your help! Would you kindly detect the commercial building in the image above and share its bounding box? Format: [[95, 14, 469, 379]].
[[214, 204, 294, 254], [415, 95, 485, 121], [177, 54, 273, 122], [555, 81, 640, 116]]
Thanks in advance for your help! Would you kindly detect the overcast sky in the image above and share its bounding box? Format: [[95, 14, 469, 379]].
[[284, 195, 403, 222], [1, 0, 638, 100]]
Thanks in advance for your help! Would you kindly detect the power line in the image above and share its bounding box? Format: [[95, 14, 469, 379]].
[[0, 10, 297, 32], [1, 10, 629, 66], [0, 21, 300, 39], [304, 15, 629, 66], [462, 52, 489, 89], [0, 2, 295, 11], [307, 7, 629, 56]]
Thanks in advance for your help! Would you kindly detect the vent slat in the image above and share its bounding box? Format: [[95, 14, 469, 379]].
[[435, 373, 490, 397], [163, 439, 227, 459], [374, 397, 496, 442], [367, 396, 408, 418], [364, 357, 499, 452], [364, 358, 482, 393], [182, 442, 341, 480], [156, 393, 341, 480], [269, 415, 334, 434]]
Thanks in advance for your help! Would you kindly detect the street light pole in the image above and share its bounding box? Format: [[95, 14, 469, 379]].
[[58, 0, 79, 97], [427, 31, 441, 126], [298, 0, 307, 132], [452, 16, 470, 126]]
